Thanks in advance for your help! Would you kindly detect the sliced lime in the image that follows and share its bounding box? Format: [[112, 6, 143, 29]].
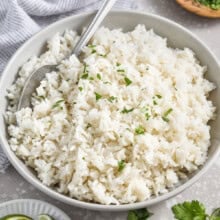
[[0, 214, 32, 220], [37, 215, 54, 220]]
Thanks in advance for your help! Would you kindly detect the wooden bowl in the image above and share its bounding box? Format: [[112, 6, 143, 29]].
[[176, 0, 220, 18]]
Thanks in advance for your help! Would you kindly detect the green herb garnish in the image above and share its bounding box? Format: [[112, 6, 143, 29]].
[[108, 96, 117, 103], [172, 200, 207, 220], [79, 86, 83, 91], [88, 44, 96, 54], [98, 53, 107, 57], [124, 77, 132, 86], [152, 94, 162, 105], [89, 76, 94, 80], [83, 63, 88, 74], [118, 160, 126, 172], [81, 64, 89, 79], [162, 108, 173, 122], [86, 123, 92, 129], [128, 208, 153, 220], [36, 95, 46, 101], [88, 44, 96, 48], [155, 94, 162, 99], [95, 92, 102, 101], [81, 73, 89, 79], [135, 125, 145, 135], [153, 100, 158, 105], [127, 200, 220, 220], [197, 0, 220, 10], [97, 73, 102, 80], [121, 107, 134, 114], [117, 69, 125, 73], [145, 113, 151, 120], [141, 106, 151, 121], [103, 81, 111, 84], [52, 99, 65, 109], [116, 62, 121, 66]]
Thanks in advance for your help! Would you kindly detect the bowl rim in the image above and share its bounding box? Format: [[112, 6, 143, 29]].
[[1, 9, 220, 211]]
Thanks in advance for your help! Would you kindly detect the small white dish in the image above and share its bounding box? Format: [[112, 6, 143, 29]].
[[0, 199, 70, 220]]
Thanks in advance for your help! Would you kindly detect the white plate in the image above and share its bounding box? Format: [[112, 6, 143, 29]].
[[0, 199, 70, 220]]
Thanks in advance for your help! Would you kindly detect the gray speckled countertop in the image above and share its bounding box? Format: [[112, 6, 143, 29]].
[[1, 1, 220, 219]]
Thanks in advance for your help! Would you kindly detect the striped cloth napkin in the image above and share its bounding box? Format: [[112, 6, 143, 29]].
[[0, 0, 134, 173]]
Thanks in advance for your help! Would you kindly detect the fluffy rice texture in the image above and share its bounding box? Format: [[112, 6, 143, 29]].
[[6, 25, 216, 205]]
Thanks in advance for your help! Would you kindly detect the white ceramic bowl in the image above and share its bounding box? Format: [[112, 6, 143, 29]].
[[0, 199, 70, 219], [0, 11, 220, 211]]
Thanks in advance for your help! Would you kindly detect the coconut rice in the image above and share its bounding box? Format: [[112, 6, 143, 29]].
[[6, 25, 216, 205]]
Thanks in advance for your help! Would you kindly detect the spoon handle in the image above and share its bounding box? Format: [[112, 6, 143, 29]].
[[73, 0, 117, 56]]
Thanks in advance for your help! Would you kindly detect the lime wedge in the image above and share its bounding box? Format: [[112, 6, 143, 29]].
[[37, 215, 54, 220], [0, 214, 32, 220]]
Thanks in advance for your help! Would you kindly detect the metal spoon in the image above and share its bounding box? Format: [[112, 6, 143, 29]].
[[17, 0, 117, 110]]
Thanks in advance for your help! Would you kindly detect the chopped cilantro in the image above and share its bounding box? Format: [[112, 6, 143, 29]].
[[128, 208, 153, 220], [98, 53, 107, 57], [97, 73, 102, 80], [88, 44, 96, 53], [89, 76, 94, 80], [155, 94, 162, 99], [86, 123, 92, 129], [124, 77, 132, 86], [153, 100, 158, 105], [121, 107, 134, 114], [95, 92, 102, 101], [164, 108, 173, 116], [52, 99, 65, 109], [162, 108, 173, 122], [79, 86, 83, 91], [108, 96, 117, 103], [103, 81, 111, 84], [127, 199, 220, 220], [118, 160, 126, 172], [36, 95, 45, 101], [88, 44, 96, 48], [81, 64, 89, 80], [140, 106, 149, 113], [145, 113, 151, 121], [83, 64, 88, 74], [117, 69, 125, 73], [172, 200, 206, 220], [81, 73, 89, 79], [116, 62, 121, 66], [135, 126, 145, 135]]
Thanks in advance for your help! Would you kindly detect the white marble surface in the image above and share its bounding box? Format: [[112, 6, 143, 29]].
[[1, 0, 220, 219]]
